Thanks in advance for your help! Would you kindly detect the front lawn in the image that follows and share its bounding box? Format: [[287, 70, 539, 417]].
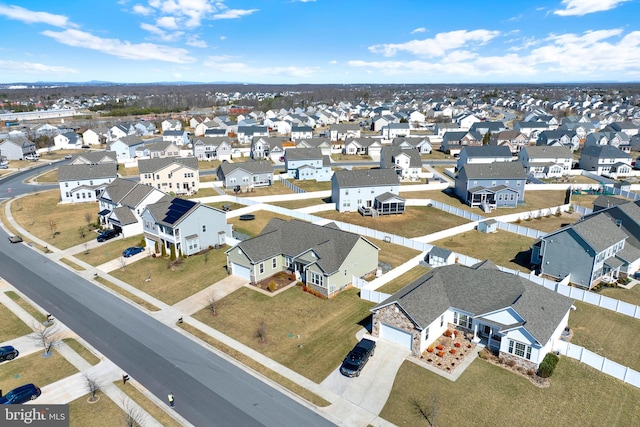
[[380, 357, 640, 426], [228, 210, 293, 238], [0, 297, 32, 341], [74, 235, 147, 266], [108, 247, 230, 305], [10, 190, 97, 249], [432, 230, 535, 272], [0, 350, 78, 392], [569, 302, 640, 372], [316, 206, 470, 238], [193, 287, 374, 383], [376, 265, 431, 294]]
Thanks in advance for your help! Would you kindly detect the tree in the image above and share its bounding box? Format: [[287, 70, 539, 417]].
[[79, 226, 86, 239], [84, 212, 93, 227], [170, 244, 176, 261], [204, 292, 222, 316], [122, 397, 146, 427], [482, 130, 492, 145], [48, 218, 58, 239], [256, 320, 267, 344], [31, 323, 60, 356], [409, 390, 439, 427], [84, 373, 100, 402]]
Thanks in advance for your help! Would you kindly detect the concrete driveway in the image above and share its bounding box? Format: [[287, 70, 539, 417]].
[[96, 246, 151, 273], [321, 337, 410, 415]]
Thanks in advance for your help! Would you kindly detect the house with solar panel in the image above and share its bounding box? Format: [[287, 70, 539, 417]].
[[97, 178, 166, 237], [226, 219, 379, 297], [142, 196, 231, 256]]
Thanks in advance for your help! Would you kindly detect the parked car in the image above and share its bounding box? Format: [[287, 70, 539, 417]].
[[0, 345, 19, 362], [0, 383, 41, 404], [8, 235, 23, 243], [122, 246, 144, 257], [0, 164, 8, 169], [64, 154, 73, 159], [96, 229, 120, 242], [340, 338, 376, 377], [24, 154, 38, 161]]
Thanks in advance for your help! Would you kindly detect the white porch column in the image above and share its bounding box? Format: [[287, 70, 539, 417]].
[[473, 323, 480, 343]]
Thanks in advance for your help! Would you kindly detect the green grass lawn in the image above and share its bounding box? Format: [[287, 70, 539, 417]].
[[376, 265, 431, 294], [380, 357, 640, 426], [228, 210, 293, 237], [74, 235, 146, 266], [63, 338, 101, 365], [193, 286, 374, 383], [0, 350, 78, 392], [316, 206, 470, 238], [286, 180, 331, 192], [5, 291, 47, 323], [0, 297, 32, 341], [569, 302, 640, 372], [108, 247, 229, 305], [432, 230, 535, 272]]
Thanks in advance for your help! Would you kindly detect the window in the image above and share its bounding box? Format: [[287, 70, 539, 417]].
[[272, 258, 277, 269], [508, 340, 532, 360], [65, 192, 70, 198], [65, 182, 68, 188], [425, 327, 429, 342], [453, 311, 472, 329], [285, 256, 293, 268], [202, 225, 206, 232], [309, 272, 323, 286], [259, 263, 264, 274], [440, 315, 444, 327]]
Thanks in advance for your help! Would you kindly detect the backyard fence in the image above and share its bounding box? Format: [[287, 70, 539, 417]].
[[553, 341, 640, 389], [360, 289, 391, 304], [278, 176, 305, 194], [496, 221, 546, 239]]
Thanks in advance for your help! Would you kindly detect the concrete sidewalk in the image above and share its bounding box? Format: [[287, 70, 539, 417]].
[[172, 275, 247, 315]]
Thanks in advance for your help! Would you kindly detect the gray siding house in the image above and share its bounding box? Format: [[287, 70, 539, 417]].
[[0, 137, 37, 160], [331, 168, 402, 213], [192, 137, 233, 161], [454, 162, 526, 210], [58, 163, 118, 203], [142, 196, 231, 256], [226, 219, 379, 297], [284, 148, 331, 181], [216, 160, 273, 189], [108, 135, 145, 160]]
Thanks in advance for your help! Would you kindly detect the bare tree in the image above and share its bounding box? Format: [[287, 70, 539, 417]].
[[84, 212, 93, 227], [84, 242, 89, 255], [122, 397, 146, 427], [256, 320, 267, 344], [144, 268, 151, 283], [79, 226, 86, 239], [31, 324, 60, 356], [204, 292, 222, 317], [120, 256, 127, 271], [48, 218, 57, 239], [84, 373, 100, 402], [409, 390, 439, 427]]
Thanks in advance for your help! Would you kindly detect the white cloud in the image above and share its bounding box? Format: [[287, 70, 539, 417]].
[[41, 29, 195, 63], [220, 35, 226, 40], [0, 4, 76, 28], [369, 29, 500, 57], [329, 60, 337, 64], [204, 57, 318, 78], [0, 60, 78, 75], [139, 23, 184, 42], [186, 36, 207, 48], [213, 9, 259, 19], [410, 27, 426, 34], [156, 16, 179, 29], [554, 0, 630, 16], [132, 4, 154, 15]]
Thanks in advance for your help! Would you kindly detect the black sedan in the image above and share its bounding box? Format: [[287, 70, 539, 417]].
[[0, 345, 19, 362]]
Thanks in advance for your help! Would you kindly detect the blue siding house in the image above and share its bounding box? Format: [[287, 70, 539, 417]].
[[454, 162, 526, 211], [284, 148, 331, 181]]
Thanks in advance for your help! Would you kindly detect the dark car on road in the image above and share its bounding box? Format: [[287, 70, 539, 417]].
[[340, 338, 376, 377], [0, 345, 19, 362], [0, 384, 41, 404], [97, 229, 120, 242], [122, 246, 144, 257]]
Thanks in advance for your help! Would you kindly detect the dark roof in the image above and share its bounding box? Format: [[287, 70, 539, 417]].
[[458, 162, 526, 179], [563, 214, 628, 252], [286, 147, 323, 161], [460, 145, 512, 158], [138, 157, 199, 173], [523, 146, 571, 159], [219, 159, 273, 175], [99, 178, 137, 203], [373, 262, 574, 344], [375, 191, 405, 203], [146, 196, 199, 227], [581, 145, 631, 159], [112, 135, 144, 147], [429, 246, 453, 259], [233, 219, 377, 275], [58, 163, 117, 181], [381, 146, 422, 168], [110, 206, 138, 225], [592, 195, 629, 211], [333, 168, 399, 188]]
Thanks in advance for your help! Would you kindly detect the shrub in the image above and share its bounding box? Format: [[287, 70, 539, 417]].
[[449, 349, 456, 355], [155, 241, 159, 253], [444, 329, 453, 337], [555, 210, 562, 217], [537, 352, 559, 378], [268, 280, 277, 292], [170, 244, 177, 261], [436, 344, 444, 351], [527, 368, 536, 376], [427, 347, 434, 353], [454, 342, 461, 348], [436, 351, 444, 358], [161, 244, 167, 257], [140, 237, 146, 248], [505, 359, 516, 367]]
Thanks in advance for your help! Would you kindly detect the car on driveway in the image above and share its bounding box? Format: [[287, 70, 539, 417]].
[[340, 338, 376, 377], [0, 383, 41, 404], [64, 154, 73, 159], [96, 229, 120, 242], [0, 345, 19, 362], [8, 235, 23, 243], [0, 164, 8, 169], [122, 246, 144, 257]]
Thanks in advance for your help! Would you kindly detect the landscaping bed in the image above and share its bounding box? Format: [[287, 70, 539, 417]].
[[254, 271, 297, 292], [420, 329, 476, 373]]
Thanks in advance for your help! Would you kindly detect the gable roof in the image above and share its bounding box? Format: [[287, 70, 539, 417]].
[[458, 162, 526, 180], [333, 168, 399, 188], [548, 214, 628, 253], [232, 219, 377, 275], [138, 157, 199, 174], [58, 163, 117, 181], [145, 196, 199, 227], [69, 150, 117, 164], [523, 146, 571, 159], [581, 145, 631, 159], [373, 262, 573, 344], [219, 159, 272, 175], [460, 145, 512, 158], [286, 147, 323, 161], [381, 146, 422, 168]]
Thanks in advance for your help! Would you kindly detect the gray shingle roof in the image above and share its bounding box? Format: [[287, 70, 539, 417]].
[[111, 206, 138, 225], [146, 196, 198, 227], [523, 146, 571, 159], [581, 145, 631, 159], [113, 135, 144, 147], [219, 160, 273, 175], [234, 219, 377, 274], [458, 162, 526, 179], [461, 145, 512, 158], [381, 146, 422, 168], [100, 178, 137, 203], [58, 163, 117, 181], [286, 147, 323, 161], [373, 262, 574, 344], [333, 168, 399, 188], [138, 157, 198, 174], [570, 214, 628, 252], [69, 151, 117, 165]]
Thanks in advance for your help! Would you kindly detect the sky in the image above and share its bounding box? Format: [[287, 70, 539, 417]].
[[0, 0, 639, 84]]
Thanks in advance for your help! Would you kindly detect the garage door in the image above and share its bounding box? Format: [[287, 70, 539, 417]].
[[231, 263, 251, 281], [379, 323, 412, 350]]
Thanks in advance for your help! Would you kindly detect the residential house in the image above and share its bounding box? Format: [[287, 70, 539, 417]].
[[469, 121, 507, 136], [34, 123, 60, 138], [194, 121, 218, 137], [579, 145, 632, 178], [108, 136, 146, 160], [559, 120, 596, 139], [441, 131, 482, 156], [97, 178, 166, 237], [106, 124, 135, 143], [290, 125, 314, 141], [82, 128, 107, 146], [216, 160, 273, 189], [391, 137, 432, 154], [144, 140, 180, 159], [68, 150, 117, 166], [380, 146, 423, 180], [371, 261, 574, 369], [329, 123, 361, 142], [225, 218, 379, 298], [382, 122, 410, 139], [592, 195, 629, 212], [457, 146, 512, 170], [536, 130, 580, 151], [343, 137, 383, 157], [133, 121, 156, 136], [237, 126, 269, 144], [251, 136, 291, 161], [162, 130, 189, 146], [139, 157, 199, 195], [142, 196, 231, 256], [606, 121, 639, 137], [161, 119, 182, 132], [58, 163, 118, 203], [0, 137, 37, 160], [531, 214, 630, 289], [331, 168, 404, 214], [434, 122, 460, 138], [492, 130, 529, 153], [514, 121, 549, 140], [192, 137, 233, 161], [454, 113, 481, 130], [518, 146, 572, 179], [455, 162, 527, 210], [284, 148, 331, 181], [295, 138, 332, 156], [53, 132, 82, 149]]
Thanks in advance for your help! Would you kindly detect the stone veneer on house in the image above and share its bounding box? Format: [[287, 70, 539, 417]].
[[372, 304, 421, 355]]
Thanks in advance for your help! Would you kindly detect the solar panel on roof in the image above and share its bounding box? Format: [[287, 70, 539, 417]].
[[161, 198, 197, 224]]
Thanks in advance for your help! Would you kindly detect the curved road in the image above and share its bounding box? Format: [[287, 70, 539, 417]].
[[0, 167, 335, 427]]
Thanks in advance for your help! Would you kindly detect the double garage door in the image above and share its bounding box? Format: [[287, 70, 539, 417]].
[[379, 323, 412, 350], [230, 263, 251, 281]]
